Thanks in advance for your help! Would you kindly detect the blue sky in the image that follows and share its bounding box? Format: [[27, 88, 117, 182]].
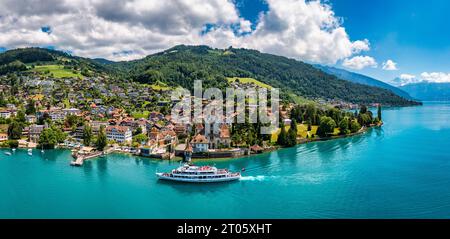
[[330, 0, 450, 83], [1, 0, 449, 85], [234, 0, 450, 83]]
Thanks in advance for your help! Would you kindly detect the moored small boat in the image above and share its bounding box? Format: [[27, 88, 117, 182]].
[[156, 164, 241, 183], [27, 149, 32, 156], [4, 152, 12, 156]]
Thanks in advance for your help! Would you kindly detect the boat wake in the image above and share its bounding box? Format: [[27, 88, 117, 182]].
[[239, 176, 268, 181]]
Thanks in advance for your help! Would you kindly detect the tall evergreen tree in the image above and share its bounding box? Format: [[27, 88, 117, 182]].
[[82, 123, 92, 146], [338, 117, 349, 135], [277, 125, 287, 146], [287, 119, 298, 147], [377, 104, 382, 121], [96, 125, 107, 151], [350, 120, 361, 133], [360, 105, 368, 114]]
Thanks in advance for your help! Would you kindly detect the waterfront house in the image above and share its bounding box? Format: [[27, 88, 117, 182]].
[[106, 125, 132, 143], [211, 124, 231, 149], [149, 127, 178, 147], [29, 125, 45, 143], [158, 129, 178, 147], [190, 134, 209, 153], [0, 110, 11, 119]]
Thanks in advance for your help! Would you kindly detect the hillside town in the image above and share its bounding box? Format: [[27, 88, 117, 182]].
[[0, 74, 281, 163]]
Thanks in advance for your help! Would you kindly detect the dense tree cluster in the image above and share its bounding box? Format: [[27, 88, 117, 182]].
[[289, 103, 380, 141], [38, 126, 67, 149]]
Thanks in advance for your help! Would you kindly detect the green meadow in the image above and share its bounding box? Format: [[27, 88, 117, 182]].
[[31, 65, 83, 78]]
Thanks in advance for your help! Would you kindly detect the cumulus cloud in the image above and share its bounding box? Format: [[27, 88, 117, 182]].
[[382, 60, 398, 71], [420, 72, 450, 83], [342, 56, 378, 70], [390, 74, 419, 86], [0, 0, 370, 62], [351, 39, 370, 53], [400, 74, 416, 81]]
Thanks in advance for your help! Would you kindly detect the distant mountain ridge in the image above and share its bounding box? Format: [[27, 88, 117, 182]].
[[400, 82, 450, 101], [109, 45, 419, 106], [315, 65, 413, 100]]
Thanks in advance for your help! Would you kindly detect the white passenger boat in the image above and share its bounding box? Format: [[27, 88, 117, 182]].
[[156, 164, 241, 183]]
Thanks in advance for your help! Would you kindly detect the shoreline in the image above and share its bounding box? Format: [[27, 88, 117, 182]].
[[0, 125, 380, 163]]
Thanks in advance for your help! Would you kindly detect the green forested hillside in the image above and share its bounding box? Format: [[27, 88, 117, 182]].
[[400, 82, 450, 101], [0, 47, 114, 77], [113, 45, 419, 106], [315, 65, 414, 100]]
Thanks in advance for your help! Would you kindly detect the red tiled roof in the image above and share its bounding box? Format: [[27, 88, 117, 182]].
[[106, 125, 130, 133], [219, 124, 230, 138], [191, 134, 209, 144]]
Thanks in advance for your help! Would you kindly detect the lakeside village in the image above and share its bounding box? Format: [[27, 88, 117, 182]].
[[0, 74, 383, 166]]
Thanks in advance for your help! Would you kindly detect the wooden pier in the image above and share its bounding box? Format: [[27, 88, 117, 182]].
[[70, 157, 84, 166], [70, 151, 103, 167]]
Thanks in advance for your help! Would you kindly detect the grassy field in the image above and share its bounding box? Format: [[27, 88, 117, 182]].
[[31, 65, 82, 78], [145, 81, 171, 91], [223, 50, 234, 56], [132, 110, 150, 119], [63, 98, 71, 108], [269, 124, 343, 142], [227, 77, 272, 89], [288, 93, 316, 105], [0, 124, 8, 133]]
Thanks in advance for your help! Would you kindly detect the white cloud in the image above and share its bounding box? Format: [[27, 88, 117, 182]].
[[390, 74, 419, 86], [400, 74, 416, 81], [420, 72, 450, 83], [382, 59, 398, 71], [342, 56, 378, 70], [0, 0, 370, 62], [351, 39, 370, 53], [238, 18, 252, 33]]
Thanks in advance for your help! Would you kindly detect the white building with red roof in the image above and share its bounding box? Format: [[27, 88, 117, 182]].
[[106, 125, 132, 143]]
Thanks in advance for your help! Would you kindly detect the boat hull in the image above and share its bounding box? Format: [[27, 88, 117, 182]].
[[156, 173, 240, 183]]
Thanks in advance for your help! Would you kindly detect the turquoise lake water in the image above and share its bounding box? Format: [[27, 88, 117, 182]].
[[1, 102, 450, 218]]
